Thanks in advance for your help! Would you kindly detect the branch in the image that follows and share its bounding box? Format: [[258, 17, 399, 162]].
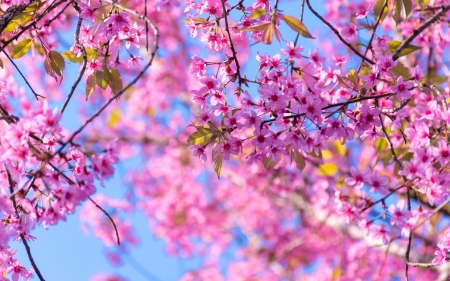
[[60, 1, 87, 114], [54, 0, 159, 155], [88, 196, 120, 245], [0, 3, 29, 33], [392, 5, 450, 61], [6, 168, 45, 281], [305, 0, 375, 65], [220, 0, 242, 87]]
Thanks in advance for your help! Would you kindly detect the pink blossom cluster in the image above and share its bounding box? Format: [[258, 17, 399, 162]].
[[433, 228, 450, 266]]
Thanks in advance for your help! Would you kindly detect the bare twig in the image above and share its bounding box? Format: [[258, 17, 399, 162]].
[[88, 196, 121, 245], [220, 0, 242, 86], [6, 168, 46, 281], [60, 1, 87, 114], [305, 0, 375, 65]]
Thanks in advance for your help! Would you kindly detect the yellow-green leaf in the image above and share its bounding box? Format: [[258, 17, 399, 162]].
[[263, 156, 279, 169], [95, 66, 110, 90], [317, 163, 338, 176], [332, 267, 342, 281], [282, 15, 314, 39], [11, 39, 32, 59], [34, 42, 44, 56], [213, 154, 223, 179], [347, 69, 358, 85], [374, 0, 390, 23], [333, 140, 346, 156], [188, 127, 215, 145], [250, 9, 267, 19], [62, 48, 97, 63], [391, 61, 411, 79], [376, 137, 388, 152], [293, 150, 306, 172], [388, 40, 421, 57], [108, 108, 121, 128], [239, 22, 271, 32], [44, 58, 57, 81], [49, 51, 65, 77], [86, 75, 96, 100], [260, 23, 273, 45], [393, 0, 412, 25], [109, 68, 123, 94], [418, 0, 430, 9]]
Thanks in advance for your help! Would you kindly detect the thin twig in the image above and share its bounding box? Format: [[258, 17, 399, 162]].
[[1, 50, 44, 99], [88, 196, 121, 245], [358, 0, 387, 71], [305, 0, 374, 65], [54, 0, 159, 155], [6, 168, 46, 281], [393, 5, 450, 61], [220, 0, 242, 87], [60, 1, 87, 114]]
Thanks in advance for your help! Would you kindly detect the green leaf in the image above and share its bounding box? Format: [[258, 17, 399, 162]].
[[109, 68, 123, 94], [374, 0, 390, 23], [317, 163, 338, 176], [95, 66, 111, 90], [250, 9, 267, 19], [108, 108, 121, 128], [213, 154, 223, 179], [86, 75, 96, 100], [49, 51, 65, 78], [293, 150, 306, 172], [11, 39, 32, 59], [188, 127, 215, 145], [282, 15, 314, 39], [388, 40, 421, 57]]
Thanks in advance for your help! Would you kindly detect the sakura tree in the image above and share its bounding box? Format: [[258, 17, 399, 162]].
[[0, 0, 449, 280]]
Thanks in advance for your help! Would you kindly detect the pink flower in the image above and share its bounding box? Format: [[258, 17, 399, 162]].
[[241, 111, 261, 129], [281, 42, 303, 61], [340, 23, 357, 41], [391, 76, 414, 99], [362, 66, 379, 89], [369, 170, 388, 194], [105, 12, 130, 32], [388, 200, 411, 227], [309, 48, 326, 67], [371, 224, 390, 245], [86, 59, 102, 76], [299, 96, 322, 120], [432, 243, 448, 267], [251, 127, 271, 150], [345, 167, 369, 190], [6, 259, 28, 281], [188, 145, 207, 163], [355, 3, 372, 19]]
